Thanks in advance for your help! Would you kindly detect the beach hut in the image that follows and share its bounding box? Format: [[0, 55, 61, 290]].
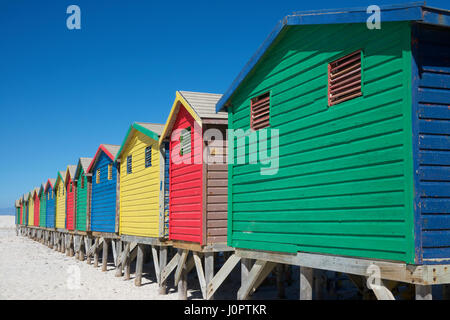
[[115, 122, 165, 238], [19, 196, 24, 225], [87, 144, 120, 233], [74, 158, 92, 231], [15, 200, 20, 225], [23, 193, 29, 226], [32, 187, 40, 227], [27, 191, 34, 226], [45, 179, 56, 228], [215, 3, 450, 299], [65, 165, 77, 231], [39, 183, 46, 228], [54, 171, 66, 230], [159, 91, 228, 246]]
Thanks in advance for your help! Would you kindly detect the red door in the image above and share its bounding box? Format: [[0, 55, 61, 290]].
[[66, 179, 75, 230], [169, 105, 204, 244]]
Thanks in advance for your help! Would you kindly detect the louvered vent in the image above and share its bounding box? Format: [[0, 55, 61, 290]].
[[328, 50, 362, 106], [127, 155, 132, 174], [145, 146, 152, 168], [251, 92, 270, 130], [180, 127, 191, 156]]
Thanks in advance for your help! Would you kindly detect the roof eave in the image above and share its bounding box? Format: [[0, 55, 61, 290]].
[[215, 2, 450, 112]]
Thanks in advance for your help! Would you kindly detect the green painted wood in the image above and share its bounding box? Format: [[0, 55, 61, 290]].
[[227, 22, 415, 263], [39, 192, 46, 227], [75, 169, 88, 231]]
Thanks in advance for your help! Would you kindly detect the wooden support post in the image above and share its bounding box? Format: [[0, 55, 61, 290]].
[[194, 252, 207, 299], [276, 264, 286, 299], [102, 238, 109, 272], [174, 249, 189, 286], [238, 260, 276, 300], [159, 247, 168, 295], [206, 254, 241, 300], [111, 240, 117, 267], [416, 285, 432, 300], [69, 235, 74, 257], [93, 238, 100, 268], [178, 261, 187, 300], [79, 238, 85, 261], [124, 244, 131, 280], [151, 246, 160, 283], [205, 252, 214, 300], [86, 237, 92, 264], [115, 242, 128, 277], [300, 266, 313, 300], [135, 244, 144, 287]]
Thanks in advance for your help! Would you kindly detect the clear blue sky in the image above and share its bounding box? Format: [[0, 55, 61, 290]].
[[0, 0, 448, 208]]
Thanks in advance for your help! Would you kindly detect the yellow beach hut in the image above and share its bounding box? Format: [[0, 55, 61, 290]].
[[54, 171, 66, 230], [115, 122, 166, 238], [27, 190, 35, 226]]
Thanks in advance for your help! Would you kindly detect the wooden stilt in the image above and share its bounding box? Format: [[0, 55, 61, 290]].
[[194, 252, 207, 299], [206, 254, 240, 300], [135, 244, 144, 287], [416, 285, 432, 300], [174, 249, 189, 286], [124, 244, 131, 280], [178, 261, 188, 300], [69, 235, 74, 257], [102, 238, 109, 272], [86, 237, 92, 264], [159, 247, 168, 295], [300, 266, 313, 300], [93, 238, 100, 268], [238, 260, 276, 300], [205, 252, 214, 300], [79, 238, 85, 261], [115, 242, 128, 277]]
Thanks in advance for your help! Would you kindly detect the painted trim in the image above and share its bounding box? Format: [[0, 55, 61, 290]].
[[216, 2, 450, 112], [87, 145, 115, 173], [159, 91, 203, 144], [114, 122, 160, 162]]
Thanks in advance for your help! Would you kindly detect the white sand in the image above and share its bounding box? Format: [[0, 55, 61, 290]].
[[0, 216, 182, 300], [0, 215, 303, 300]]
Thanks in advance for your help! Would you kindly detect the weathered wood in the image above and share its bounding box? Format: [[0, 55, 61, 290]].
[[79, 238, 85, 261], [370, 279, 396, 300], [124, 244, 131, 280], [135, 244, 145, 287], [174, 249, 189, 286], [416, 285, 432, 300], [178, 262, 187, 300], [93, 238, 100, 268], [206, 254, 241, 300], [300, 266, 313, 300], [86, 237, 92, 264], [159, 247, 168, 295], [111, 239, 117, 266], [193, 252, 207, 299], [235, 248, 450, 285], [205, 252, 215, 300], [237, 260, 276, 300], [151, 246, 160, 283], [115, 242, 129, 277], [102, 239, 109, 272]]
